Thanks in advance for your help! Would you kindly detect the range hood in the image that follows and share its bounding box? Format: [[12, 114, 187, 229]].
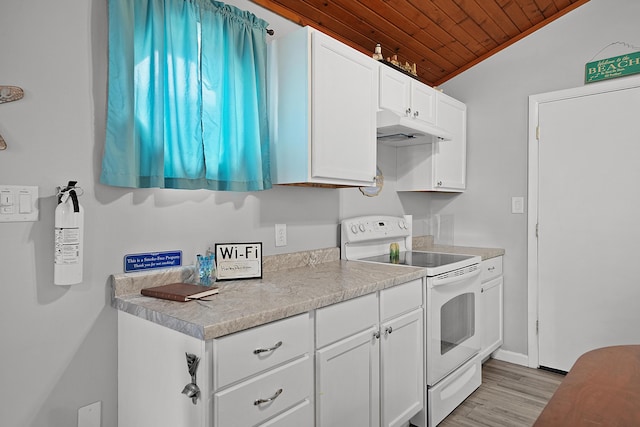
[[376, 109, 453, 146]]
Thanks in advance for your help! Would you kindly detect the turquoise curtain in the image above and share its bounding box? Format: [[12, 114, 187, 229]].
[[101, 0, 271, 191]]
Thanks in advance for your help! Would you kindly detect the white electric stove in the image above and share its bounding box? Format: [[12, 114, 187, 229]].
[[341, 215, 483, 427]]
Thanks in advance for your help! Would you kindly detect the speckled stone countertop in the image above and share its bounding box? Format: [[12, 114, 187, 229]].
[[412, 236, 505, 260], [111, 247, 426, 341]]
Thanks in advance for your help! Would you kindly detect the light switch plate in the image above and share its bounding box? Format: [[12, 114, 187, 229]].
[[511, 196, 524, 214], [0, 185, 38, 222]]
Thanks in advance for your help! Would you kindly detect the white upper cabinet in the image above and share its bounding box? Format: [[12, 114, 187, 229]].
[[396, 91, 467, 192], [379, 65, 436, 126], [433, 91, 467, 191], [268, 27, 378, 187]]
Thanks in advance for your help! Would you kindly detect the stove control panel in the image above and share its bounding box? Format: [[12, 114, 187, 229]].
[[341, 215, 411, 243]]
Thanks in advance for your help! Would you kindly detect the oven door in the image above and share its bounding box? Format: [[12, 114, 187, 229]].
[[426, 267, 481, 386]]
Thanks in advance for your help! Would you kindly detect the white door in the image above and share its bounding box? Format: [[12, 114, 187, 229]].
[[315, 326, 380, 427], [434, 92, 467, 190], [410, 81, 437, 125], [310, 30, 377, 184], [380, 308, 423, 427], [536, 83, 640, 372]]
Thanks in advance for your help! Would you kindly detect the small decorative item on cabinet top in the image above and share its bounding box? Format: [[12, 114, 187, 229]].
[[372, 43, 383, 60], [382, 56, 418, 77], [372, 44, 417, 77]]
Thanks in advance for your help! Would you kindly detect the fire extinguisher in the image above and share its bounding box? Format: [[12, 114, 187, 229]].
[[54, 181, 84, 285]]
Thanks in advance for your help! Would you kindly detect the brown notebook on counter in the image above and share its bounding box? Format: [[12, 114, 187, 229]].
[[141, 282, 219, 302]]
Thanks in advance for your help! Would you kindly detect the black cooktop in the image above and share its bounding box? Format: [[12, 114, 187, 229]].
[[359, 251, 474, 268]]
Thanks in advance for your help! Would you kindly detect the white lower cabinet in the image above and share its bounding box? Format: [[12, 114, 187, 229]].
[[479, 256, 504, 361], [212, 313, 314, 427], [316, 325, 380, 426], [315, 279, 424, 427], [118, 281, 424, 427], [213, 355, 313, 426], [381, 308, 424, 427], [118, 311, 209, 427]]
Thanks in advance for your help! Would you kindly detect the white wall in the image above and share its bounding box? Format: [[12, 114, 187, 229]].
[[433, 0, 640, 357], [2, 0, 637, 425], [0, 1, 321, 426]]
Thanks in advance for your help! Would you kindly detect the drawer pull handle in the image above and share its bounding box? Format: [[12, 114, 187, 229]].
[[254, 388, 283, 406], [488, 266, 495, 271], [253, 340, 283, 355]]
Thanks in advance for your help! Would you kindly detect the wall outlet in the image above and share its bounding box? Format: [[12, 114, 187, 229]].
[[275, 223, 287, 247], [78, 401, 101, 427]]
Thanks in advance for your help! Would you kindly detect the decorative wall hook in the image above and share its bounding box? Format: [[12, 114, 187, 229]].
[[0, 85, 25, 150]]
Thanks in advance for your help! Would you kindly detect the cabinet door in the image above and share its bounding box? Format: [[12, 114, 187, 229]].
[[380, 308, 424, 427], [410, 81, 436, 125], [310, 31, 377, 185], [434, 92, 466, 190], [379, 65, 411, 116], [480, 277, 504, 360], [316, 326, 380, 427]]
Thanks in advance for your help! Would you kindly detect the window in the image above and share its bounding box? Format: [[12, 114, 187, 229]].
[[101, 0, 271, 191]]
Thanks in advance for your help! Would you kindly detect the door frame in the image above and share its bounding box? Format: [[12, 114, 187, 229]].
[[527, 75, 640, 368]]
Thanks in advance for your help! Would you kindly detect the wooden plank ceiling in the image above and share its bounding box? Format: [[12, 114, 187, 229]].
[[251, 0, 590, 87]]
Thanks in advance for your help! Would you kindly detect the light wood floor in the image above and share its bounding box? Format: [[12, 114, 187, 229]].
[[439, 358, 565, 427]]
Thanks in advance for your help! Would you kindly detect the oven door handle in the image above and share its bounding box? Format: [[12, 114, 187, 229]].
[[431, 267, 481, 287]]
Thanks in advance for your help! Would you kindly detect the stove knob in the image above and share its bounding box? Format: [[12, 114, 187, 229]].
[[359, 224, 366, 232], [350, 224, 358, 234]]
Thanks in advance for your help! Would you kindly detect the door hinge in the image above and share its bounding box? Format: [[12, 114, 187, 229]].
[[536, 320, 539, 335], [536, 223, 539, 238], [536, 125, 540, 140]]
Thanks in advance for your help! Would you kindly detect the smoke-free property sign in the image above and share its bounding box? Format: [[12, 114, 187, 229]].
[[124, 250, 182, 273]]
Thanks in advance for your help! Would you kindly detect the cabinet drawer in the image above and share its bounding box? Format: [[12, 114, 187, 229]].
[[259, 398, 312, 427], [213, 313, 311, 389], [480, 256, 503, 282], [316, 292, 378, 348], [214, 355, 313, 427], [380, 279, 423, 321]]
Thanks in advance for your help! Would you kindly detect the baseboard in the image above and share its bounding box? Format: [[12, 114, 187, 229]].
[[490, 348, 529, 367]]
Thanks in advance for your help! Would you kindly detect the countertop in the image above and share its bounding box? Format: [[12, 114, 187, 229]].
[[111, 241, 505, 341], [412, 236, 505, 260], [112, 247, 425, 340]]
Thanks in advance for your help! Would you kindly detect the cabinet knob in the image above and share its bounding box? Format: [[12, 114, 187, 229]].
[[437, 181, 443, 186], [254, 388, 283, 406], [406, 107, 411, 116], [413, 110, 419, 118], [373, 331, 380, 339], [385, 326, 393, 335], [254, 340, 283, 354]]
